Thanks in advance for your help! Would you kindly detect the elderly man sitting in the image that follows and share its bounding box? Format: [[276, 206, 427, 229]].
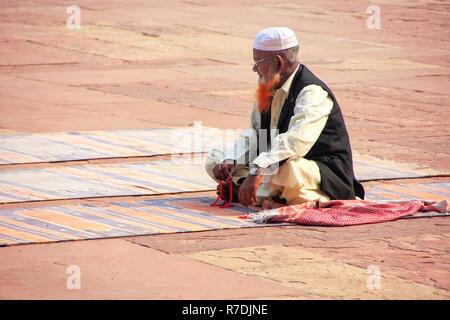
[[205, 27, 364, 209]]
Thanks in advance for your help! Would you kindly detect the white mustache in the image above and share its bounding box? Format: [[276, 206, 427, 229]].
[[258, 73, 280, 86]]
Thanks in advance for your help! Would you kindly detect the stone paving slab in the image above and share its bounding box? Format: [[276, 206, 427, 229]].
[[186, 244, 449, 299], [1, 0, 448, 171], [130, 214, 450, 299], [0, 238, 302, 299]]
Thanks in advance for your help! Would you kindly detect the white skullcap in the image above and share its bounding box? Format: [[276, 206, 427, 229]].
[[253, 27, 299, 51]]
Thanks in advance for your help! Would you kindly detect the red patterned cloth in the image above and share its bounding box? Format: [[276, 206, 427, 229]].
[[240, 200, 449, 227]]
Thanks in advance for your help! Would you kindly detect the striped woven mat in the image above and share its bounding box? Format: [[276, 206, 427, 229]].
[[0, 159, 447, 204], [0, 197, 262, 246]]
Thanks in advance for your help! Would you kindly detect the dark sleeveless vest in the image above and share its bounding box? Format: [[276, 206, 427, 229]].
[[260, 64, 365, 200]]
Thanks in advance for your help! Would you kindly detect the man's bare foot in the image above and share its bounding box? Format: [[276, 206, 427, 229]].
[[216, 181, 240, 202], [262, 197, 287, 210]]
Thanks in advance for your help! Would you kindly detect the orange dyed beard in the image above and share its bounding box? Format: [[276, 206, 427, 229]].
[[255, 73, 280, 113]]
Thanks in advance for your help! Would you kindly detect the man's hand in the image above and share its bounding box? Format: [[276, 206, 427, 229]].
[[213, 161, 236, 181], [238, 174, 262, 207]]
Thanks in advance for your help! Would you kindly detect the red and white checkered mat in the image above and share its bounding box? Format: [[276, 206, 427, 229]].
[[241, 199, 449, 227]]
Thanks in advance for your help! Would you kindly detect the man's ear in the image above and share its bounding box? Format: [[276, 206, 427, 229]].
[[276, 55, 284, 70]]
